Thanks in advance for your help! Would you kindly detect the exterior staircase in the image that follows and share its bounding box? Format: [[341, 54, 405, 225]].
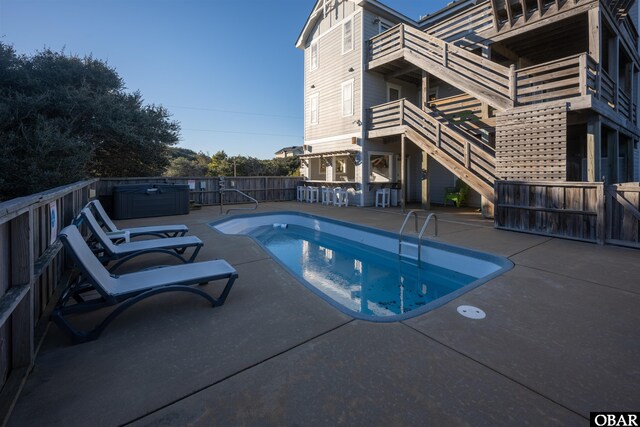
[[367, 22, 599, 201], [368, 99, 496, 200], [369, 24, 515, 111]]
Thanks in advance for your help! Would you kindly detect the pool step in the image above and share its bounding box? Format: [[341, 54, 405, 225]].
[[398, 241, 419, 260]]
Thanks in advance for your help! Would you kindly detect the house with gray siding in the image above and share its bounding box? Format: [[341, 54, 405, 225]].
[[297, 0, 640, 213]]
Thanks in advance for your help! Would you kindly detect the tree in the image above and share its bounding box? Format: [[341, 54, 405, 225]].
[[165, 153, 210, 177], [0, 43, 180, 200], [203, 150, 300, 177]]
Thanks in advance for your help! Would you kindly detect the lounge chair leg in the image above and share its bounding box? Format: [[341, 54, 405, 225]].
[[211, 274, 238, 306], [53, 285, 219, 344]]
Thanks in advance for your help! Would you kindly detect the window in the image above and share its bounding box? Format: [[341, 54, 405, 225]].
[[369, 153, 392, 182], [342, 18, 353, 54], [341, 80, 353, 116], [387, 83, 402, 102], [310, 93, 319, 125], [378, 19, 392, 34], [310, 41, 318, 70]]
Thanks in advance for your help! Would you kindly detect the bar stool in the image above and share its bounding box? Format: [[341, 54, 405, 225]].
[[321, 186, 333, 205], [307, 186, 319, 203], [333, 187, 349, 207], [375, 188, 390, 208], [297, 186, 306, 202]]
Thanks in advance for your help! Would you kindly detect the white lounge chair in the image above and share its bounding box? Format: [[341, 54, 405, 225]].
[[80, 208, 202, 269], [52, 224, 238, 343], [88, 199, 188, 238]]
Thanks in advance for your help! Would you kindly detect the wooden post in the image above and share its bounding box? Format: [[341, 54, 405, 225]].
[[609, 35, 619, 110], [399, 24, 404, 49], [579, 54, 588, 96], [436, 122, 442, 148], [421, 151, 430, 210], [505, 0, 514, 27], [536, 0, 544, 17], [442, 42, 448, 67], [489, 0, 500, 31], [465, 141, 471, 169], [627, 63, 634, 121], [509, 64, 517, 104], [597, 183, 606, 244], [401, 134, 406, 213], [421, 71, 429, 111], [588, 7, 601, 64], [587, 115, 602, 182], [608, 128, 620, 183], [10, 212, 34, 368]]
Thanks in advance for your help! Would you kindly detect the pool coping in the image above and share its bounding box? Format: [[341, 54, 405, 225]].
[[209, 211, 514, 322]]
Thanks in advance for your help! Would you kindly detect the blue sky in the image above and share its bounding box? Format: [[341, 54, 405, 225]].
[[0, 0, 452, 159]]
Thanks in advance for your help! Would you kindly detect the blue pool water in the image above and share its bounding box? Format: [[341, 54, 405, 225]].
[[251, 224, 476, 318], [211, 212, 513, 321]]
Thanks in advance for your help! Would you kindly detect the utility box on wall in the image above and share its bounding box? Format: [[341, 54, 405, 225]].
[[112, 184, 189, 219]]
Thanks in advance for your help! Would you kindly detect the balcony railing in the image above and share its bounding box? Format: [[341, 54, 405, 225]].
[[370, 24, 636, 121]]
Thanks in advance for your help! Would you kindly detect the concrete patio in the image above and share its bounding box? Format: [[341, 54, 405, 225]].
[[7, 202, 640, 426]]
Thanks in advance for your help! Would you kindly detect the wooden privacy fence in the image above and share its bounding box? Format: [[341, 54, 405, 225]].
[[495, 181, 640, 248], [96, 176, 301, 210], [0, 179, 97, 420], [0, 175, 299, 421]]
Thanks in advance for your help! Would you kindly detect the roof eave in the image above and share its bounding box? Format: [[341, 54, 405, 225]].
[[357, 0, 419, 25], [295, 0, 323, 49]]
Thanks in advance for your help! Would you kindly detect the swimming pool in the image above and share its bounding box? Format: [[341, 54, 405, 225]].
[[211, 212, 512, 321]]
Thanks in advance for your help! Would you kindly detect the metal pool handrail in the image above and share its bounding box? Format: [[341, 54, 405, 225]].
[[399, 211, 438, 267], [398, 210, 419, 257], [417, 213, 438, 268], [222, 189, 259, 215]]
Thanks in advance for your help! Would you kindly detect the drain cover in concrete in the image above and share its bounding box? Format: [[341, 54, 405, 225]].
[[457, 305, 486, 319]]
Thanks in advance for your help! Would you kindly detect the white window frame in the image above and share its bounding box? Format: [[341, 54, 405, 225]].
[[310, 93, 319, 125], [342, 18, 354, 54], [386, 83, 402, 102], [310, 41, 318, 71], [341, 79, 354, 117]]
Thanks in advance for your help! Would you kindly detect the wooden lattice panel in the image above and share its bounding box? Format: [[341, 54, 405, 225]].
[[496, 105, 568, 181]]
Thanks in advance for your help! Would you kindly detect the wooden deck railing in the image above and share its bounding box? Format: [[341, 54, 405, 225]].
[[0, 179, 97, 422], [370, 4, 635, 120], [428, 93, 497, 136], [423, 1, 494, 45], [514, 53, 592, 105], [369, 24, 513, 109], [368, 99, 496, 198]]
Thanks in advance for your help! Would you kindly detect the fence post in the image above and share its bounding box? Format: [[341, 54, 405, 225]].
[[509, 64, 517, 104], [579, 53, 587, 96], [10, 211, 35, 368], [597, 183, 606, 244]]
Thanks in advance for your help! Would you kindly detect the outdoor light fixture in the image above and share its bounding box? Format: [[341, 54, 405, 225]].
[[348, 67, 354, 72], [373, 17, 380, 24], [311, 84, 315, 88]]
